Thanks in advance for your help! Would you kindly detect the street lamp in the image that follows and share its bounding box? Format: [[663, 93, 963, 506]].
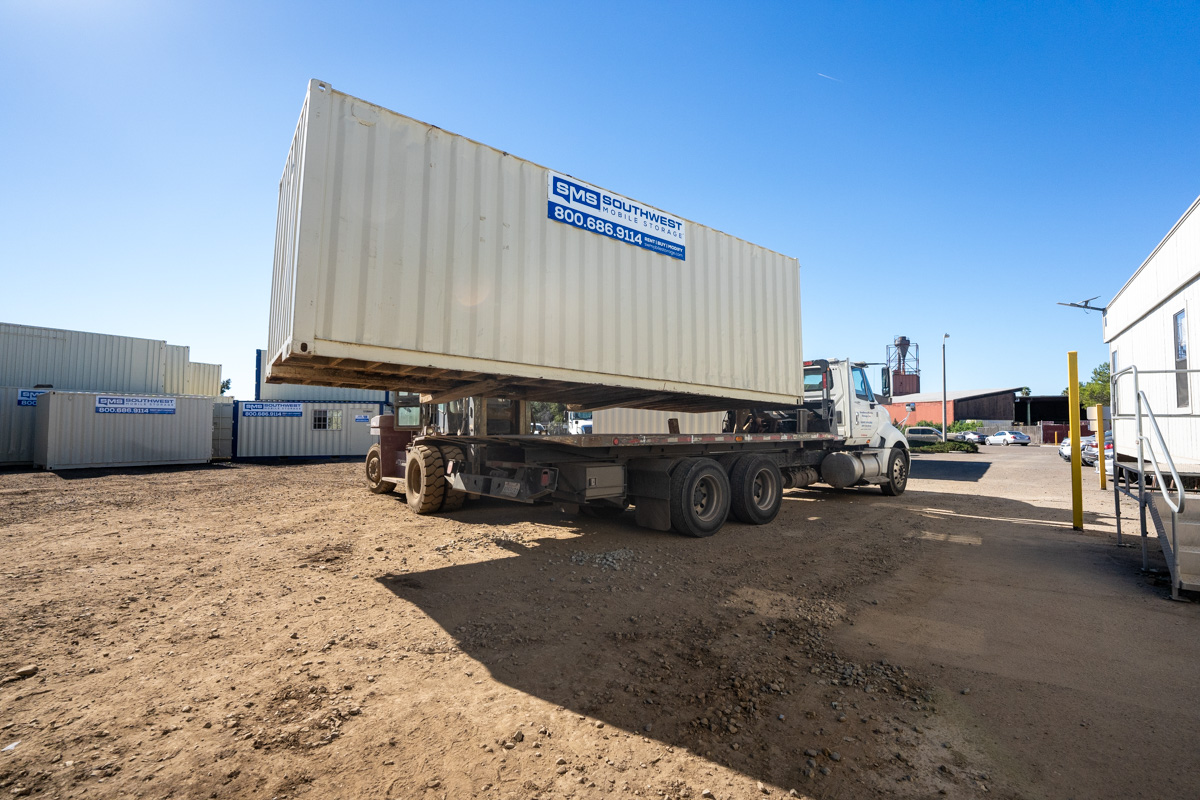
[[942, 333, 950, 442]]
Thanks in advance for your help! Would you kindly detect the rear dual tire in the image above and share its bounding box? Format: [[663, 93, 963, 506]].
[[729, 455, 784, 525], [670, 458, 731, 538]]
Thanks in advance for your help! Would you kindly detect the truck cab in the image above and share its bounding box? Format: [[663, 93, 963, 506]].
[[803, 359, 906, 450], [566, 411, 593, 435]]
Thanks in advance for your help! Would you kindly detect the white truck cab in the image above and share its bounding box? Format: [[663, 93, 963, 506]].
[[805, 359, 906, 450], [566, 411, 593, 435]]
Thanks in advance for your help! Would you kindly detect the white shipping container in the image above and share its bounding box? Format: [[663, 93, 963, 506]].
[[234, 401, 384, 458], [266, 80, 803, 412], [34, 392, 213, 470], [186, 362, 223, 397], [163, 344, 190, 395], [0, 322, 167, 395], [0, 386, 45, 465], [255, 349, 387, 403], [592, 408, 728, 435]]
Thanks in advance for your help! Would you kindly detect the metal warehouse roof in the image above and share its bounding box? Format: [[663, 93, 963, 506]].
[[884, 388, 1024, 405]]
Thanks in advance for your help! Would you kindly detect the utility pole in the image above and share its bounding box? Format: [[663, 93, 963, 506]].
[[941, 333, 950, 442]]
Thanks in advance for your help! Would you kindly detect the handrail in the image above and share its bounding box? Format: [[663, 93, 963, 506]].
[[1137, 391, 1185, 514], [1110, 365, 1185, 514]]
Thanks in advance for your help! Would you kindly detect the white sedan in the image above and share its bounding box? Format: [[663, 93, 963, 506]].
[[986, 430, 1031, 446]]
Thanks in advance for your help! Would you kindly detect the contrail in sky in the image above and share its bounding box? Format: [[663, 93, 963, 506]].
[[817, 73, 843, 82]]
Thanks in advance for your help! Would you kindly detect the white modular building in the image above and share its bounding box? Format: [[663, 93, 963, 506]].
[[233, 400, 385, 459], [33, 391, 214, 470], [1104, 193, 1200, 597], [1105, 194, 1200, 470]]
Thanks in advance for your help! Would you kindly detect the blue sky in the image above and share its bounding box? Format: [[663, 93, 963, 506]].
[[2, 1, 1197, 399]]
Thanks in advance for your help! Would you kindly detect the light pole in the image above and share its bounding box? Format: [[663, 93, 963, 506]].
[[942, 333, 950, 442]]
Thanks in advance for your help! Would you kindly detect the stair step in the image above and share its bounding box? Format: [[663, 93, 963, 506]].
[[1178, 546, 1200, 576]]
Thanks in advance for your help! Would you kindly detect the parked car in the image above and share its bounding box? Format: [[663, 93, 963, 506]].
[[986, 430, 1031, 446], [961, 430, 986, 444], [1081, 432, 1113, 466], [1059, 435, 1096, 461], [904, 426, 943, 445]]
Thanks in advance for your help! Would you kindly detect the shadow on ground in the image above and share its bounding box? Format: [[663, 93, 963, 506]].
[[371, 461, 1128, 792], [909, 455, 991, 482]]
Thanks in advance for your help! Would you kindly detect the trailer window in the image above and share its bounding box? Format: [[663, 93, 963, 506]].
[[313, 409, 342, 431], [1175, 309, 1188, 407]]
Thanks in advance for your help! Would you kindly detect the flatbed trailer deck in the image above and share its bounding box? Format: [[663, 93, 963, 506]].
[[368, 417, 902, 537]]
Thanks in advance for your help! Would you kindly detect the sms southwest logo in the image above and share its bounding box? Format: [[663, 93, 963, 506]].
[[547, 172, 686, 261]]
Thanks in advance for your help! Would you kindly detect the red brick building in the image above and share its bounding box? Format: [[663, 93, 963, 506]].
[[883, 388, 1023, 426]]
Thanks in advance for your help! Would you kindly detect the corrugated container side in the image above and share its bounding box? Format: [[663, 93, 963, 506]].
[[212, 401, 234, 460], [34, 392, 213, 470], [0, 323, 166, 394], [234, 401, 383, 458], [0, 387, 39, 465], [255, 350, 387, 402], [267, 89, 310, 367], [266, 81, 802, 410], [592, 408, 727, 435], [162, 345, 190, 395], [186, 362, 223, 397]]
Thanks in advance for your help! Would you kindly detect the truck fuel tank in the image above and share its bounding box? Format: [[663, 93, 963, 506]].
[[820, 450, 887, 488]]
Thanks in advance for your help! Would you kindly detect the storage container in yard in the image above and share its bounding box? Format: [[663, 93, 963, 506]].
[[266, 80, 802, 412], [0, 386, 47, 465], [34, 392, 213, 470], [233, 400, 385, 459], [0, 323, 168, 395]]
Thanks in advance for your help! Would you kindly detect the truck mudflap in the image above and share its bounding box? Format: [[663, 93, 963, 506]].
[[447, 460, 558, 503]]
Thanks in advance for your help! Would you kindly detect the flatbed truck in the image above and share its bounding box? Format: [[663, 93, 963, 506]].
[[365, 359, 909, 537]]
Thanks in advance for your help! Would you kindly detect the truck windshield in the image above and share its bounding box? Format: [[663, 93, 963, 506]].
[[570, 412, 593, 420]]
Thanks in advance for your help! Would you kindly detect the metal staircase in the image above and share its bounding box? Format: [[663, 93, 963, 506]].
[[1111, 366, 1197, 600]]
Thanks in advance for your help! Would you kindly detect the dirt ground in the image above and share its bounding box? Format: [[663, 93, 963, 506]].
[[1, 446, 1196, 799]]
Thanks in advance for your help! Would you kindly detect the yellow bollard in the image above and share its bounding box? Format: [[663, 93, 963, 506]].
[[1068, 352, 1083, 530], [1096, 403, 1106, 490]]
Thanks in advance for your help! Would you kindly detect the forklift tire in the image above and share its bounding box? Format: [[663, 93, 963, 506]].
[[879, 446, 910, 497], [670, 458, 731, 538], [438, 444, 468, 512], [729, 455, 783, 525], [365, 444, 394, 494], [405, 444, 446, 514]]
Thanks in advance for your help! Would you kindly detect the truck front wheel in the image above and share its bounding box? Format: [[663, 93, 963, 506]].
[[729, 455, 783, 525], [365, 444, 394, 494], [670, 458, 731, 537], [405, 444, 446, 514], [879, 446, 909, 497]]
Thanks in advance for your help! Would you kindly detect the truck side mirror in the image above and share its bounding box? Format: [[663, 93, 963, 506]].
[[880, 367, 891, 398]]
